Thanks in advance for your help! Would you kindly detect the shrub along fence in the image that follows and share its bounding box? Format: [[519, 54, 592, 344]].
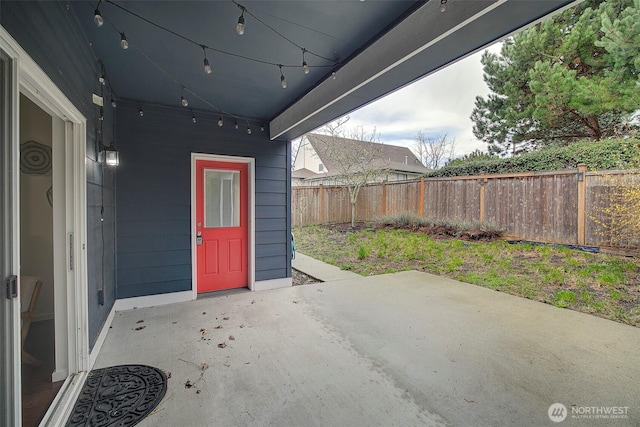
[[292, 165, 640, 250]]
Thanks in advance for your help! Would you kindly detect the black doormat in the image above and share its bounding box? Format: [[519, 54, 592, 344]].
[[66, 364, 167, 427]]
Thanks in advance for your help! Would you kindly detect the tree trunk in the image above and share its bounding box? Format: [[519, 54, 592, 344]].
[[351, 202, 356, 228]]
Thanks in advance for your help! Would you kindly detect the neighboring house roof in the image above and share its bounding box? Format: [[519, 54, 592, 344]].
[[299, 133, 430, 179], [291, 168, 320, 179]]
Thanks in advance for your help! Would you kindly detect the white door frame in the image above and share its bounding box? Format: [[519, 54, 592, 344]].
[[191, 153, 256, 298], [0, 25, 89, 426], [0, 36, 21, 427]]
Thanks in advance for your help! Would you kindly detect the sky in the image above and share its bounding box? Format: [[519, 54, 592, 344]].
[[337, 42, 503, 158]]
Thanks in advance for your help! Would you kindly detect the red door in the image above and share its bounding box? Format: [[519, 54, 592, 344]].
[[196, 160, 248, 292]]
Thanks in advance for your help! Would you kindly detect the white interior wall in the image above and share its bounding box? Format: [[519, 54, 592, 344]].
[[19, 94, 54, 320]]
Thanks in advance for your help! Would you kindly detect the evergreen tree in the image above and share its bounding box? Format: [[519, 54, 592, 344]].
[[472, 0, 640, 156]]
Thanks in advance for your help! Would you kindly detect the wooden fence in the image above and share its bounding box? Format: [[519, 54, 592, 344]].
[[292, 165, 640, 249]]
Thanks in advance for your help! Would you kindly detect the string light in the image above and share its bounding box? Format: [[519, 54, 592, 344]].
[[279, 65, 287, 89], [99, 106, 104, 121], [246, 123, 252, 134], [202, 45, 212, 74], [181, 85, 189, 107], [94, 2, 104, 27], [93, 3, 271, 130], [260, 124, 265, 132], [191, 111, 197, 123], [97, 1, 338, 89], [302, 49, 309, 75], [120, 32, 129, 49], [440, 0, 447, 13], [236, 6, 246, 35]]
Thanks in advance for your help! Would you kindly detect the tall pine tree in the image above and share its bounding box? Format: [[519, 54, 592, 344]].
[[472, 0, 640, 156]]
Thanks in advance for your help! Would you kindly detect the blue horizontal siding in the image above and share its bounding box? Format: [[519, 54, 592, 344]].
[[1, 1, 117, 350], [116, 101, 291, 298]]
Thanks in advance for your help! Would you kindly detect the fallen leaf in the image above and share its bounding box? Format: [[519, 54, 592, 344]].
[[196, 390, 201, 394], [200, 328, 208, 335], [223, 316, 230, 321], [185, 380, 193, 389], [202, 312, 206, 315], [214, 325, 223, 330], [239, 324, 246, 328], [292, 300, 299, 304], [464, 398, 475, 403], [251, 300, 255, 305], [134, 325, 146, 331], [224, 363, 231, 368], [317, 289, 323, 292], [228, 335, 235, 341], [201, 363, 209, 371], [218, 342, 227, 348], [166, 372, 172, 379], [136, 320, 144, 324], [172, 321, 178, 324]]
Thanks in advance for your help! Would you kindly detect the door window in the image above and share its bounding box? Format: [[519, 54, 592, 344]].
[[204, 170, 240, 228]]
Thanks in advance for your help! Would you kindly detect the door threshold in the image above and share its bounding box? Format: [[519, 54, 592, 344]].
[[197, 287, 251, 299], [38, 371, 86, 427]]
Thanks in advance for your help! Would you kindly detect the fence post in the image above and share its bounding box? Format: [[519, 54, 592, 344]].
[[577, 164, 586, 245], [319, 184, 324, 224], [479, 174, 487, 222], [381, 181, 387, 216], [419, 177, 425, 217]]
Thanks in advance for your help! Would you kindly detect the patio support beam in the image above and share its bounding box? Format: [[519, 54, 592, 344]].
[[270, 0, 579, 141]]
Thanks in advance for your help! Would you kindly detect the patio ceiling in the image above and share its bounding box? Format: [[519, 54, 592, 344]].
[[71, 0, 578, 141]]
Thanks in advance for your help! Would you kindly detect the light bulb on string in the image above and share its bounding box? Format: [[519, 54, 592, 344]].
[[139, 106, 144, 117], [236, 7, 245, 35], [201, 45, 212, 74], [218, 115, 224, 127], [440, 0, 447, 12], [181, 86, 189, 107], [260, 124, 265, 132], [111, 98, 116, 108], [192, 112, 197, 124], [120, 33, 129, 49], [247, 124, 252, 135], [94, 6, 104, 27], [279, 65, 287, 89], [234, 121, 239, 130], [301, 49, 310, 75], [99, 106, 104, 121]]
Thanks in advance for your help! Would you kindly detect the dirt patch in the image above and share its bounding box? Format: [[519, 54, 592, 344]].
[[292, 268, 322, 286]]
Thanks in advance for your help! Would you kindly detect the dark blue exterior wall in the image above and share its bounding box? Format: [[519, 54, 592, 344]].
[[1, 1, 116, 350], [115, 101, 291, 298]]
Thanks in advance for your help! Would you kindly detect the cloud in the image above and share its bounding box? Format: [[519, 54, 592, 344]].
[[345, 43, 502, 157]]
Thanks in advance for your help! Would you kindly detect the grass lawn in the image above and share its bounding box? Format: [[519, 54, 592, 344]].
[[293, 223, 640, 327]]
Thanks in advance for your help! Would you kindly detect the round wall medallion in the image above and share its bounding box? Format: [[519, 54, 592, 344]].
[[20, 140, 52, 174]]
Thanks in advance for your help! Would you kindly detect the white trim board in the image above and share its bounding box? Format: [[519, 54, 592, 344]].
[[88, 304, 117, 370], [253, 277, 293, 292], [113, 291, 194, 312]]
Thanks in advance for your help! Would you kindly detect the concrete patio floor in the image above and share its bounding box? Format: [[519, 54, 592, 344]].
[[94, 268, 640, 426]]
